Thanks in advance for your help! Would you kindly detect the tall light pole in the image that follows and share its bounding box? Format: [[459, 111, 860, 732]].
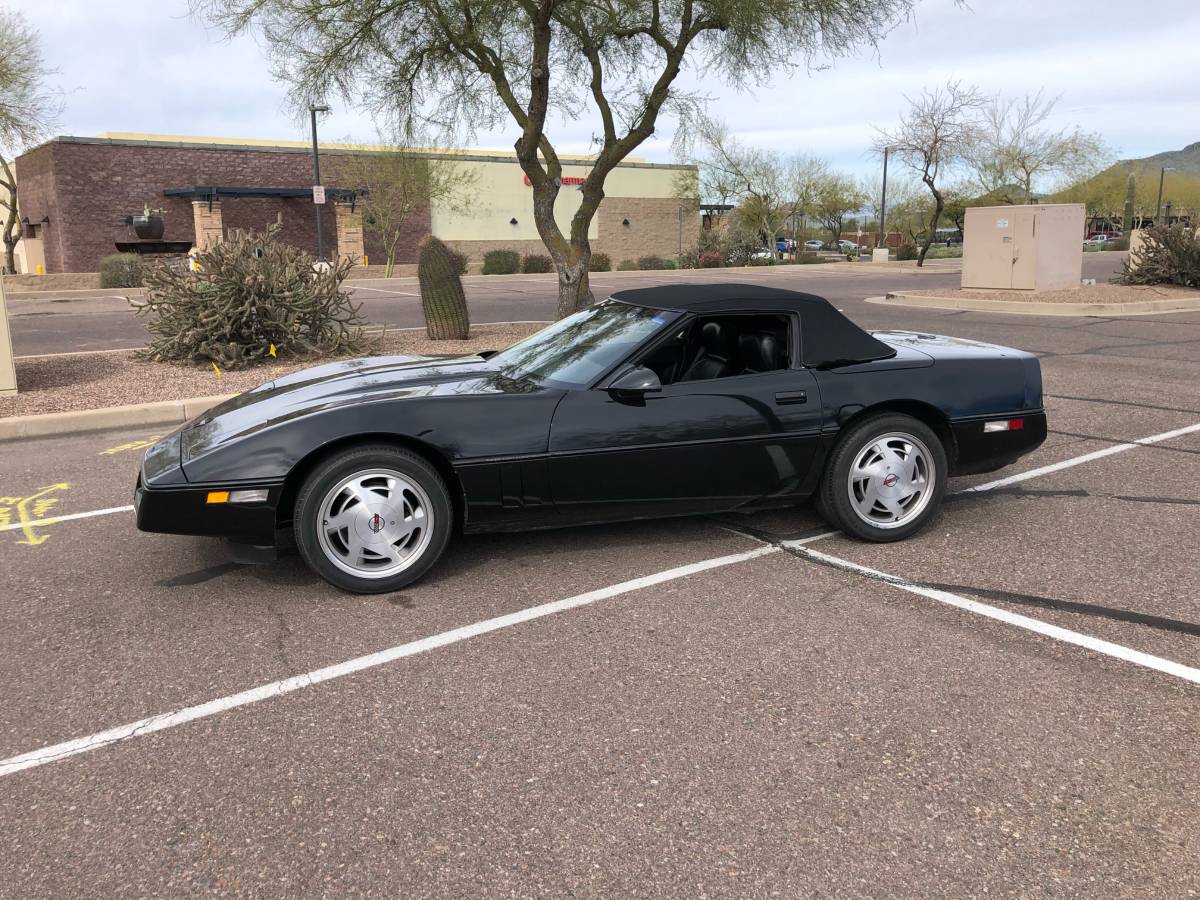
[[309, 104, 331, 261], [878, 146, 891, 251], [1155, 166, 1175, 227]]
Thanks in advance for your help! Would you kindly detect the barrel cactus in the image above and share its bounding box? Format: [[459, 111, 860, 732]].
[[418, 236, 470, 340]]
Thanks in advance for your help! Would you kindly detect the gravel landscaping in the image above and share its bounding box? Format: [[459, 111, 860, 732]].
[[0, 322, 545, 419], [901, 283, 1200, 304]]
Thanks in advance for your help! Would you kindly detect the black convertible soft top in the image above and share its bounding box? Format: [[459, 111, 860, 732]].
[[609, 283, 896, 368]]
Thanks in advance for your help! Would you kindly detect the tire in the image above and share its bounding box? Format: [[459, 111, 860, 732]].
[[294, 445, 453, 594], [816, 413, 947, 543]]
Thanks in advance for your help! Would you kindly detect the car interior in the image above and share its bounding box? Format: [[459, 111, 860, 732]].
[[637, 314, 793, 386]]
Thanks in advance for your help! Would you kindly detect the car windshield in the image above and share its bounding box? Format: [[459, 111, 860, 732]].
[[489, 300, 679, 388]]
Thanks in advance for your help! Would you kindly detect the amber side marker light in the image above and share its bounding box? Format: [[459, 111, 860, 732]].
[[984, 419, 1025, 433], [206, 491, 230, 504]]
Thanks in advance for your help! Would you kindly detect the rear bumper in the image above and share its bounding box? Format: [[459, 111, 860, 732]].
[[134, 476, 282, 546], [950, 411, 1047, 476]]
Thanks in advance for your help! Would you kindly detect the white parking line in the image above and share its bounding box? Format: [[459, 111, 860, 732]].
[[793, 545, 1200, 686], [0, 505, 134, 533], [961, 421, 1200, 494], [0, 544, 777, 778]]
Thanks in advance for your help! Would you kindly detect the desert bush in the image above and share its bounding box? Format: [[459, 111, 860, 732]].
[[698, 250, 723, 268], [521, 253, 553, 274], [1121, 225, 1200, 288], [99, 253, 145, 288], [482, 249, 520, 275], [419, 236, 470, 339], [588, 252, 612, 272], [616, 259, 638, 271], [896, 243, 919, 261], [447, 247, 469, 275], [637, 255, 665, 270], [134, 226, 364, 368], [661, 259, 677, 270], [795, 252, 825, 264]]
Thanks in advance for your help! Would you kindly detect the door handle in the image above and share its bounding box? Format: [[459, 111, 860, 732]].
[[775, 390, 807, 404]]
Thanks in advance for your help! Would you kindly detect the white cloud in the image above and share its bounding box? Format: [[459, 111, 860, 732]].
[[9, 0, 1199, 180]]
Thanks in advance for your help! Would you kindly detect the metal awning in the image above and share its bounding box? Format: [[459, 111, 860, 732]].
[[163, 186, 363, 202]]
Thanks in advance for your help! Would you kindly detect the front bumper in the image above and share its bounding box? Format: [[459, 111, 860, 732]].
[[134, 475, 283, 546], [950, 410, 1048, 476]]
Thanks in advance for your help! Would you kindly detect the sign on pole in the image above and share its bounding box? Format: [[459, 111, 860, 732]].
[[312, 185, 326, 205]]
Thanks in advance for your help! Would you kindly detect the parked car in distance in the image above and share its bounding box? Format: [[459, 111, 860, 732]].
[[1082, 235, 1108, 247], [134, 285, 1048, 594], [775, 239, 797, 254], [836, 240, 859, 251], [804, 239, 824, 251]]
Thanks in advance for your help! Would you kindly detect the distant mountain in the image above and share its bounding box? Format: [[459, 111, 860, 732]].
[[1107, 142, 1200, 176]]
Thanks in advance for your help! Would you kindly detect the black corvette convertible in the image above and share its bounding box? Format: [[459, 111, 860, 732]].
[[136, 284, 1046, 593]]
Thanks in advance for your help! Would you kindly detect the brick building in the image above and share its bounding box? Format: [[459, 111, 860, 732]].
[[13, 133, 696, 274]]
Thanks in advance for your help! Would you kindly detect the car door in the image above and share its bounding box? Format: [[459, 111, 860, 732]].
[[545, 360, 823, 524]]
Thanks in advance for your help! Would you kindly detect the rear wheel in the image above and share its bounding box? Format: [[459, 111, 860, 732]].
[[816, 413, 947, 542], [294, 445, 452, 593]]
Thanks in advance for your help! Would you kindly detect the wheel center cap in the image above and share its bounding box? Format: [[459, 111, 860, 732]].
[[882, 473, 899, 488], [368, 512, 385, 534]]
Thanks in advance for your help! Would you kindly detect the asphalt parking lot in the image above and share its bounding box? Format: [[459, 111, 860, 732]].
[[2, 275, 1200, 894]]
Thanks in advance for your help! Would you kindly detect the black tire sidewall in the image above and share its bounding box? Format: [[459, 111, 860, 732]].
[[819, 414, 947, 542], [294, 446, 453, 594]]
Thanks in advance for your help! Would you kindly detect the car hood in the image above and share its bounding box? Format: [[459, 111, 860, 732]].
[[180, 353, 540, 462]]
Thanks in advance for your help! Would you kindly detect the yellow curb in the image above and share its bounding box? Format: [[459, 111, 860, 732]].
[[875, 291, 1200, 317], [0, 394, 235, 442]]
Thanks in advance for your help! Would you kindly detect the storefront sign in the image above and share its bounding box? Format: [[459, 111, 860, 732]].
[[523, 175, 587, 187]]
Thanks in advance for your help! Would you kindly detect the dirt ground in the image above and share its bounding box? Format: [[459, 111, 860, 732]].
[[0, 322, 544, 418], [902, 283, 1200, 304]]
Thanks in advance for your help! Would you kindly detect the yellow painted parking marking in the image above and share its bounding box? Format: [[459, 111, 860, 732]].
[[99, 435, 161, 456], [0, 483, 70, 546]]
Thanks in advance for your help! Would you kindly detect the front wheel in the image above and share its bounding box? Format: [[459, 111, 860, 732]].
[[816, 413, 947, 542], [294, 445, 453, 593]]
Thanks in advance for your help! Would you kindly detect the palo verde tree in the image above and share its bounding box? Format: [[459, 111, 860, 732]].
[[197, 0, 938, 318], [0, 9, 61, 274], [876, 81, 984, 267]]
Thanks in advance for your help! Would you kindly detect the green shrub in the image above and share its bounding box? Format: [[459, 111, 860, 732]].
[[99, 253, 145, 288], [795, 252, 825, 265], [661, 259, 677, 270], [447, 248, 469, 275], [521, 253, 553, 274], [1120, 225, 1200, 287], [616, 259, 638, 271], [589, 252, 612, 272], [419, 236, 470, 339], [134, 226, 364, 368], [896, 243, 919, 261], [637, 255, 665, 270], [482, 249, 520, 275]]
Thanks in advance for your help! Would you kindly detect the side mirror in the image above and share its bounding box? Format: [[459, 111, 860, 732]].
[[607, 365, 662, 398]]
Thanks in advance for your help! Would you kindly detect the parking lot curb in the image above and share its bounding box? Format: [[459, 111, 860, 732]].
[[0, 394, 234, 442], [876, 291, 1200, 317]]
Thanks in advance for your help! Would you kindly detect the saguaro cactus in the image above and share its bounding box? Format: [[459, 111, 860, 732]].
[[1122, 173, 1136, 235], [418, 236, 470, 340]]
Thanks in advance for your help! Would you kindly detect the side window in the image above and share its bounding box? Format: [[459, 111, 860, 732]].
[[640, 314, 792, 385]]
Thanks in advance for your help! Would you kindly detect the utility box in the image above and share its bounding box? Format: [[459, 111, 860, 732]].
[[0, 276, 16, 396], [962, 203, 1085, 291]]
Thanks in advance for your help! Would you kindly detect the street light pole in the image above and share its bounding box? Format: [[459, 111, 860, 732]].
[[878, 146, 890, 252], [1155, 166, 1175, 227], [309, 104, 331, 261]]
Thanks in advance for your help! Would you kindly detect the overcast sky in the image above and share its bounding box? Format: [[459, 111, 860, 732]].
[[9, 0, 1199, 182]]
